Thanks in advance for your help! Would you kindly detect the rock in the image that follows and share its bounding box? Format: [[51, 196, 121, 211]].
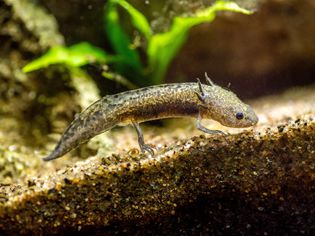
[[0, 0, 101, 188], [0, 0, 63, 82]]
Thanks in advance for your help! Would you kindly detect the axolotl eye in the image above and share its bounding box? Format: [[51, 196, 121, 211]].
[[235, 112, 244, 120]]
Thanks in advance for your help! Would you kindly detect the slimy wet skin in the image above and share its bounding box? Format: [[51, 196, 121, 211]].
[[43, 74, 258, 161]]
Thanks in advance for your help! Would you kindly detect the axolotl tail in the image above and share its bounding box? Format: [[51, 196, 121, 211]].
[[43, 99, 117, 161]]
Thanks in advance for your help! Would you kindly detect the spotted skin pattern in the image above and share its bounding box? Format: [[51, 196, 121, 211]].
[[43, 76, 258, 161]]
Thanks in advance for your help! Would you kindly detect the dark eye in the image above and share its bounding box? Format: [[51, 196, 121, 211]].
[[236, 112, 244, 120]]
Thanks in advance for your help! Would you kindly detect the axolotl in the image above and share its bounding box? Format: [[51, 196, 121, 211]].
[[43, 74, 258, 161]]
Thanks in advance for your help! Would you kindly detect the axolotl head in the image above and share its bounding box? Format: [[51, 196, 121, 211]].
[[199, 82, 258, 128]]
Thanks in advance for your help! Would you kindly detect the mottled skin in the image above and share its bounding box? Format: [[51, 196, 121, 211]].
[[43, 76, 258, 161]]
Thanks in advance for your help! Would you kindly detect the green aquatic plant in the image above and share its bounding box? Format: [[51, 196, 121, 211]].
[[23, 0, 251, 86], [22, 42, 109, 72], [146, 1, 251, 84]]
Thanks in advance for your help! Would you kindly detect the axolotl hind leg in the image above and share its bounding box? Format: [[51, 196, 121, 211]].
[[132, 121, 154, 156]]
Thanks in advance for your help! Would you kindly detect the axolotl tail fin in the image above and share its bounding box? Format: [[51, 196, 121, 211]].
[[43, 98, 117, 161], [43, 140, 67, 161]]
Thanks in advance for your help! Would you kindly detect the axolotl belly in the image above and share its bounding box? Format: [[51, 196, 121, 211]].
[[43, 75, 258, 161]]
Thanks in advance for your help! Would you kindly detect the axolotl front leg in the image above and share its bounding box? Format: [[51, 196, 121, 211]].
[[195, 78, 226, 135]]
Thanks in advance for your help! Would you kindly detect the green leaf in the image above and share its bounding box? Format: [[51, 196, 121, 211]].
[[104, 1, 143, 74], [68, 43, 109, 65], [22, 42, 108, 73], [115, 0, 152, 40], [147, 0, 252, 84]]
